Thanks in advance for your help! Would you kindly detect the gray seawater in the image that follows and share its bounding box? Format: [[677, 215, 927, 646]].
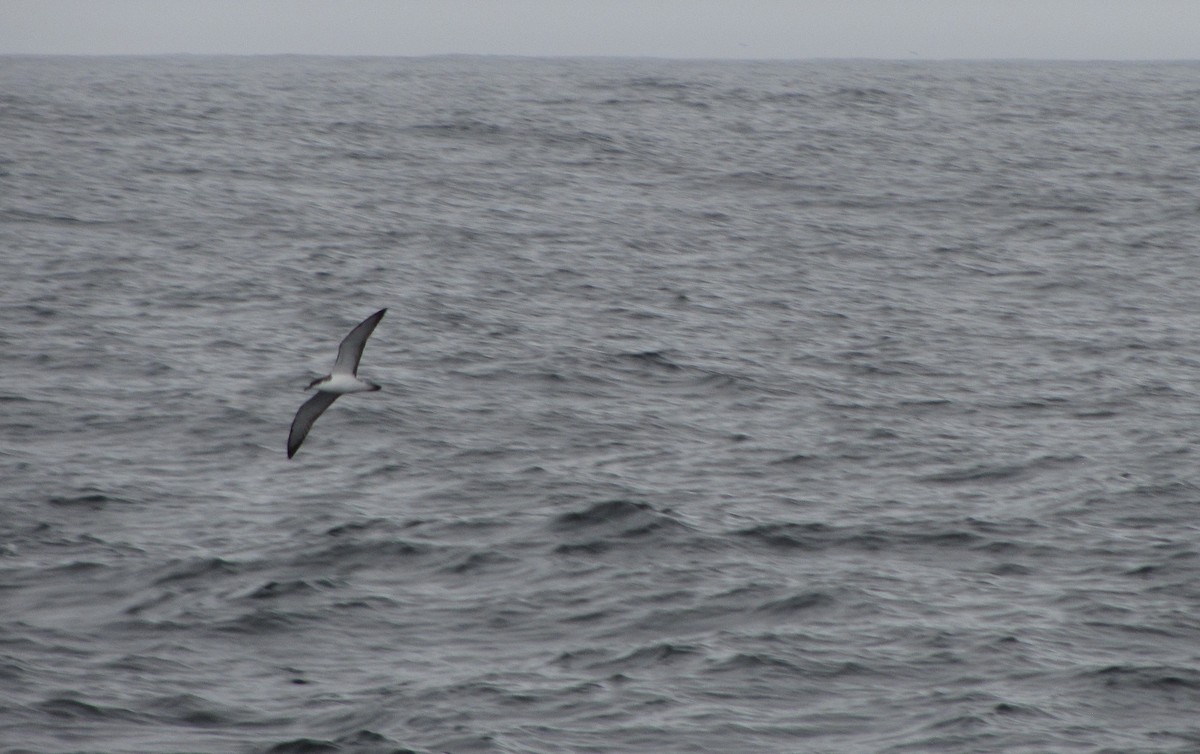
[[3, 55, 1200, 753]]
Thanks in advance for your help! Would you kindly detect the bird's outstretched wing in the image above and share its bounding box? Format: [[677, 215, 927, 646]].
[[287, 391, 340, 458], [332, 308, 387, 376]]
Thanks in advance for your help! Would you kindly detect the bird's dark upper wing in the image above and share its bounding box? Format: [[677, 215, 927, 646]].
[[287, 391, 339, 458], [331, 308, 386, 376]]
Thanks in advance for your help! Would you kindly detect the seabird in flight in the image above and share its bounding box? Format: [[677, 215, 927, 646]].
[[287, 308, 386, 459]]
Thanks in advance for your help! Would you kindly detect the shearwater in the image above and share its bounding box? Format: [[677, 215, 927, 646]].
[[287, 308, 386, 459]]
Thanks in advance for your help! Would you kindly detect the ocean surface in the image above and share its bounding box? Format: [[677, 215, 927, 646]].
[[3, 55, 1200, 754]]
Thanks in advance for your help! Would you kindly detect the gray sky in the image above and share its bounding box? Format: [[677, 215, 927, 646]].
[[2, 0, 1197, 59]]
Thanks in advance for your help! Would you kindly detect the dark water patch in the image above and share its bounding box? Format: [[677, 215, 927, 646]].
[[261, 739, 340, 754], [559, 604, 616, 627], [625, 596, 748, 637], [37, 696, 142, 723], [733, 520, 995, 556], [299, 537, 432, 573], [0, 659, 25, 681], [553, 499, 658, 528], [418, 679, 542, 709], [101, 652, 193, 675], [906, 529, 983, 548], [441, 550, 520, 575], [988, 700, 1051, 718], [895, 397, 955, 410], [733, 521, 874, 552], [628, 75, 695, 91], [918, 455, 1085, 485], [343, 149, 403, 162], [551, 500, 692, 556], [143, 692, 249, 727], [705, 652, 801, 674], [1096, 661, 1200, 685], [734, 521, 832, 549], [243, 579, 328, 600], [620, 350, 683, 371], [918, 464, 1027, 484], [1124, 563, 1165, 578], [590, 642, 703, 672], [753, 591, 835, 616], [1115, 480, 1200, 504], [0, 207, 127, 226], [830, 85, 906, 104], [769, 452, 820, 465], [325, 517, 425, 538], [611, 349, 744, 392], [143, 162, 205, 175], [988, 562, 1032, 576], [764, 89, 815, 104], [993, 396, 1073, 411], [707, 654, 872, 683], [153, 556, 243, 587], [533, 127, 630, 160], [215, 607, 314, 635], [552, 647, 611, 670], [1075, 409, 1120, 419], [330, 594, 404, 612], [304, 536, 428, 565], [41, 559, 110, 577], [263, 730, 418, 754], [554, 539, 612, 555], [408, 119, 506, 141], [46, 491, 131, 509]]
